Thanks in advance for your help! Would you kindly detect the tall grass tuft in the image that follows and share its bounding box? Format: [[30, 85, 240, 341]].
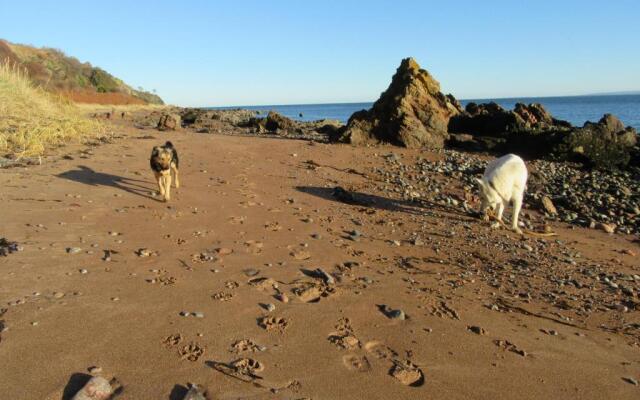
[[0, 60, 107, 159]]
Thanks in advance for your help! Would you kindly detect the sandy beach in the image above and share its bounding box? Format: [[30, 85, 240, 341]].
[[1, 117, 638, 399]]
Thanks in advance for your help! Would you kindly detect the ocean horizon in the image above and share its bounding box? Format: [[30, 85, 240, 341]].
[[209, 93, 640, 131]]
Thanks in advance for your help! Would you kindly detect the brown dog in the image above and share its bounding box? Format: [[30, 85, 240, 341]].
[[150, 141, 179, 201]]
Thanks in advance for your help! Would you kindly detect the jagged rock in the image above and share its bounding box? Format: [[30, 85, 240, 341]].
[[264, 111, 298, 133], [561, 114, 637, 169], [449, 102, 570, 137], [157, 113, 181, 130], [339, 57, 460, 148]]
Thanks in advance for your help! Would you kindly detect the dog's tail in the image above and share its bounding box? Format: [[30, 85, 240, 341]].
[[164, 141, 174, 148]]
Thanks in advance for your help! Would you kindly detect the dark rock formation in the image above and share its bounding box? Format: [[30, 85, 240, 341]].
[[449, 102, 571, 137], [264, 111, 298, 133], [448, 101, 638, 169], [157, 113, 181, 131], [560, 114, 637, 169], [339, 58, 460, 148]]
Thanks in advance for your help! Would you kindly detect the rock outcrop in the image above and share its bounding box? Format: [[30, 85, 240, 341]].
[[449, 102, 571, 137], [157, 113, 181, 131], [561, 114, 637, 168], [339, 58, 460, 149], [448, 101, 638, 169]]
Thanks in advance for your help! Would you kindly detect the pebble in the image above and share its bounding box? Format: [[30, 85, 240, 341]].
[[276, 293, 290, 303], [79, 269, 88, 274], [193, 312, 205, 318], [88, 366, 103, 374], [53, 292, 65, 299], [66, 247, 82, 254], [263, 303, 276, 312], [179, 311, 190, 317], [467, 325, 486, 335]]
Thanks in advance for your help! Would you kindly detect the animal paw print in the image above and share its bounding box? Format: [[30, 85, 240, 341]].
[[364, 340, 398, 360], [179, 342, 205, 362], [328, 318, 360, 350], [258, 316, 288, 332], [163, 333, 183, 348], [231, 358, 264, 374], [212, 291, 234, 301], [342, 354, 371, 372], [231, 339, 265, 354], [389, 360, 424, 387], [224, 281, 240, 289]]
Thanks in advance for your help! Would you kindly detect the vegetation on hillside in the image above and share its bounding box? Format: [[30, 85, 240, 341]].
[[0, 39, 163, 105], [0, 61, 107, 159]]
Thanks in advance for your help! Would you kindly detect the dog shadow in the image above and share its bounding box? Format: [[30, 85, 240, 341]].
[[57, 165, 158, 201], [295, 186, 423, 215]]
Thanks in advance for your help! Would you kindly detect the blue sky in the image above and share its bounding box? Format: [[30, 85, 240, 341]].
[[1, 0, 639, 106]]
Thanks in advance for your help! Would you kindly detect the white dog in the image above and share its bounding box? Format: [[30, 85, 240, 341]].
[[476, 154, 527, 234]]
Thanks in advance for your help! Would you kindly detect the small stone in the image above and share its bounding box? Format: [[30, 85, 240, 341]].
[[88, 366, 103, 374], [182, 384, 208, 400], [597, 223, 616, 234], [53, 292, 65, 299], [179, 311, 190, 317], [467, 325, 486, 335], [392, 240, 401, 246], [193, 312, 205, 318], [623, 377, 639, 386], [523, 244, 533, 252], [540, 196, 557, 215], [263, 303, 276, 312], [31, 321, 38, 326], [66, 247, 82, 254], [71, 376, 113, 400], [243, 268, 260, 277], [276, 293, 289, 303], [79, 269, 88, 274]]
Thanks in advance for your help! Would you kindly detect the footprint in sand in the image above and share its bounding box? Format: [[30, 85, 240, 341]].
[[328, 334, 360, 350], [163, 333, 183, 348], [224, 280, 240, 290], [389, 360, 424, 387], [328, 318, 360, 350], [231, 339, 266, 354], [258, 316, 289, 332], [212, 291, 234, 301], [179, 342, 206, 362], [342, 355, 371, 372], [264, 221, 283, 231], [231, 358, 265, 374], [248, 277, 277, 291], [364, 341, 399, 360]]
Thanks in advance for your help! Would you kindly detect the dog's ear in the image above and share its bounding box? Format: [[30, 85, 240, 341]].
[[151, 146, 160, 156]]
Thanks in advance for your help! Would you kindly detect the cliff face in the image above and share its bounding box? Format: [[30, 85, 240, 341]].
[[0, 39, 163, 105], [340, 57, 461, 149]]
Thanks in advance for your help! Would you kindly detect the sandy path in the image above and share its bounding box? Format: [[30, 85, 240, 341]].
[[0, 127, 638, 399]]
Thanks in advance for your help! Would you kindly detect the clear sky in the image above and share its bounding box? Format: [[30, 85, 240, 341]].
[[1, 0, 639, 106]]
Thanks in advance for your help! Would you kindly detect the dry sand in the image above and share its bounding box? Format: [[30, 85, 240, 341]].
[[0, 123, 638, 399]]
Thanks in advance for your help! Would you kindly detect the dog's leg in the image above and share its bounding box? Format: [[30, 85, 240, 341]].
[[512, 195, 523, 234], [491, 201, 504, 229], [155, 171, 164, 196], [172, 164, 180, 188], [164, 173, 172, 201]]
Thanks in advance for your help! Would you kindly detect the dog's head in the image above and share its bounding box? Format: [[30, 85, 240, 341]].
[[475, 178, 500, 211], [151, 146, 173, 169]]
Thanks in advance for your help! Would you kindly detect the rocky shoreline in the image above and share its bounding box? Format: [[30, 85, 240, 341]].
[[115, 56, 639, 236]]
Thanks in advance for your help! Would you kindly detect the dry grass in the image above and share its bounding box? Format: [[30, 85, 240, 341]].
[[0, 61, 108, 159]]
